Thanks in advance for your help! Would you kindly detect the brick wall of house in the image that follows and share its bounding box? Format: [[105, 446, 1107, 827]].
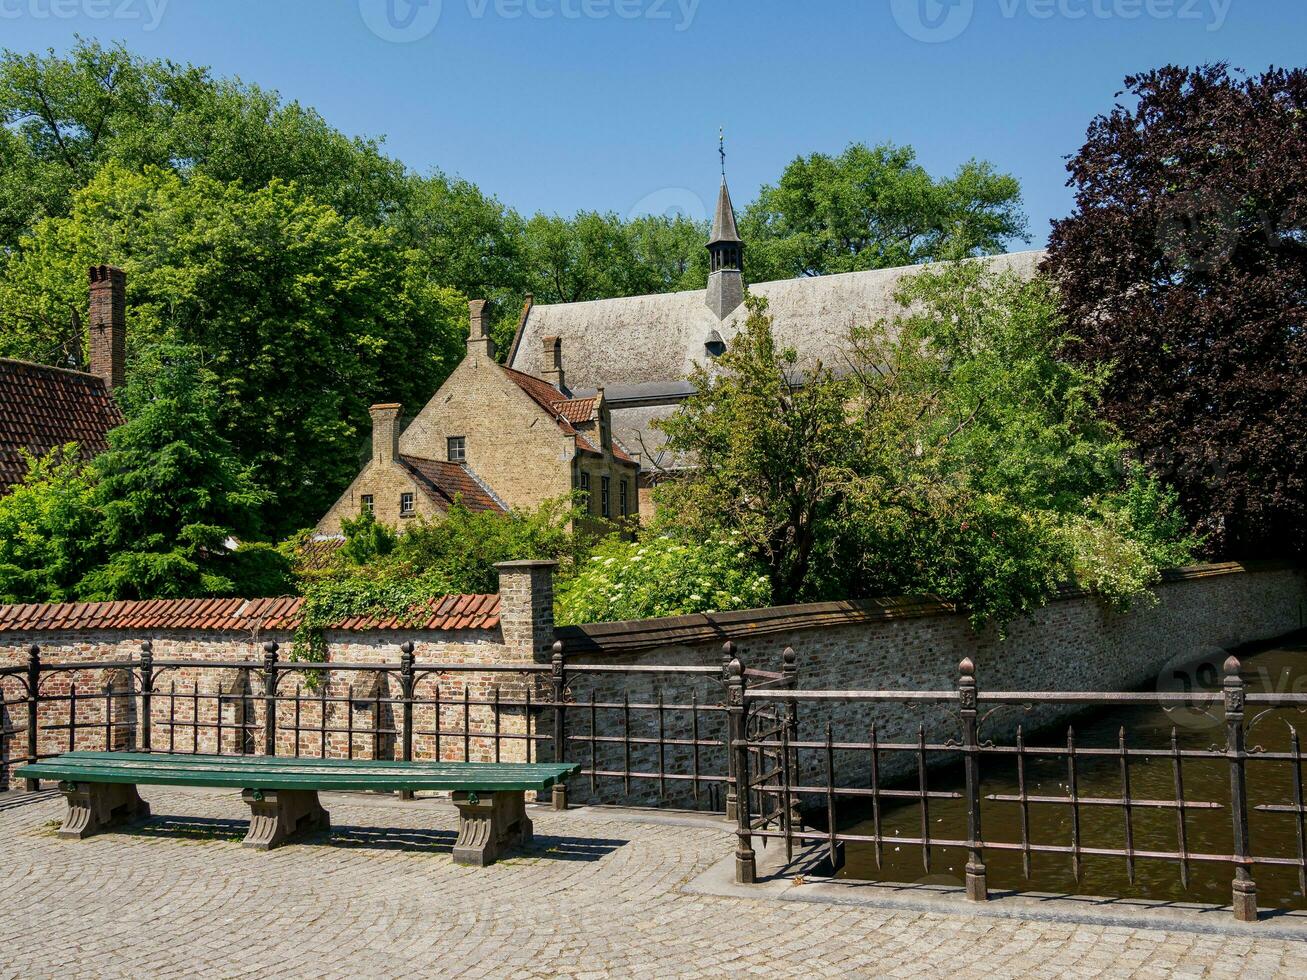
[[399, 349, 574, 512], [316, 458, 444, 535]]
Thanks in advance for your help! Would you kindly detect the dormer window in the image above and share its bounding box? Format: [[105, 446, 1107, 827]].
[[447, 436, 466, 463]]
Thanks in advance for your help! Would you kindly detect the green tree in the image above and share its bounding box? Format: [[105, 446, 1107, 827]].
[[657, 295, 858, 603], [658, 264, 1198, 626], [0, 346, 293, 603], [0, 163, 467, 533], [741, 142, 1028, 282], [76, 344, 272, 600], [0, 39, 408, 244], [395, 172, 528, 351], [0, 446, 98, 603]]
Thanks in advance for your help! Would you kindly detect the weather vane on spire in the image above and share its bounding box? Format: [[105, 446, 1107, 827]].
[[719, 127, 726, 177]]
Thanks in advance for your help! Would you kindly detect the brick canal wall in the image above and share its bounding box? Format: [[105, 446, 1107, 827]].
[[557, 562, 1307, 794], [2, 562, 1302, 803]]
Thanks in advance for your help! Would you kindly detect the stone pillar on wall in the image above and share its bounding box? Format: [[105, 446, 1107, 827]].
[[494, 560, 557, 661]]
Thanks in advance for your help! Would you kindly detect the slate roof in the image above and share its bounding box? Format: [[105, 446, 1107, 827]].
[[0, 593, 502, 633], [0, 358, 123, 493], [399, 455, 506, 513], [508, 250, 1047, 394]]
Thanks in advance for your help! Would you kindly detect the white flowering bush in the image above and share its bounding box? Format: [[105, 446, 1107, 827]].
[[554, 533, 772, 625]]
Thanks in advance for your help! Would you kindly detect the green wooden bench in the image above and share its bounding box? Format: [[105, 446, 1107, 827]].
[[16, 751, 580, 867]]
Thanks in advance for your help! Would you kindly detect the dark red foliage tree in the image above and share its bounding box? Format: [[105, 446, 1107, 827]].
[[1046, 65, 1307, 558]]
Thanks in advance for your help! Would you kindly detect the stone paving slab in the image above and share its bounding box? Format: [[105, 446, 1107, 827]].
[[2, 787, 1305, 979]]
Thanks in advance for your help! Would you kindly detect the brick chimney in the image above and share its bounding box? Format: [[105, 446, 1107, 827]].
[[467, 299, 494, 360], [541, 336, 564, 390], [370, 403, 401, 466], [595, 386, 611, 450], [88, 265, 126, 390]]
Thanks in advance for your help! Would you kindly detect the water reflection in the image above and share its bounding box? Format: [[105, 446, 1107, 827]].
[[837, 636, 1307, 909]]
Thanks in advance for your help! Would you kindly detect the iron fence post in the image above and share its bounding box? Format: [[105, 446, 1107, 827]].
[[782, 646, 802, 829], [262, 642, 279, 757], [399, 642, 415, 763], [959, 657, 988, 901], [24, 645, 39, 791], [551, 641, 568, 811], [398, 642, 415, 799], [722, 641, 737, 821], [1223, 655, 1257, 922], [727, 655, 756, 883], [139, 640, 153, 753]]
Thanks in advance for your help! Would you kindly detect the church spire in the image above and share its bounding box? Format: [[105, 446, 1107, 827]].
[[706, 130, 744, 322]]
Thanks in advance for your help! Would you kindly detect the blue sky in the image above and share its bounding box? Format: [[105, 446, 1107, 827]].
[[3, 0, 1301, 247]]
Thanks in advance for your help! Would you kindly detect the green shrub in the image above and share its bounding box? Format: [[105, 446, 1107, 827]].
[[555, 532, 772, 626]]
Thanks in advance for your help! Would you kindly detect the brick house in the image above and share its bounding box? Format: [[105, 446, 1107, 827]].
[[316, 300, 639, 535], [0, 266, 127, 495]]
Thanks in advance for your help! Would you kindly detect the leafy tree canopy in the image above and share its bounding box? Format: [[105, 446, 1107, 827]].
[[0, 163, 468, 534], [1046, 64, 1307, 558], [740, 142, 1028, 282], [657, 264, 1198, 627], [0, 344, 293, 603], [0, 38, 408, 244]]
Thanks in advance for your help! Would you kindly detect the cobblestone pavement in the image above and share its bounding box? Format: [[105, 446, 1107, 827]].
[[3, 787, 1305, 979]]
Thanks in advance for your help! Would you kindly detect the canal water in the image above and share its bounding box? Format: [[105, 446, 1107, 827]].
[[837, 635, 1307, 909]]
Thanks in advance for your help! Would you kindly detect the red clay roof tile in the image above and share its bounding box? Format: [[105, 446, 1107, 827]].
[[0, 358, 123, 494], [0, 594, 501, 634], [399, 456, 505, 513]]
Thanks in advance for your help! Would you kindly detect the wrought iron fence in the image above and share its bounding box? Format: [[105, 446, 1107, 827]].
[[727, 651, 1307, 923], [0, 641, 787, 811]]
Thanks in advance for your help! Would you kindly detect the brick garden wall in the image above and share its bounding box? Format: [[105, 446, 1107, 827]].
[[2, 562, 1302, 806], [0, 562, 558, 790]]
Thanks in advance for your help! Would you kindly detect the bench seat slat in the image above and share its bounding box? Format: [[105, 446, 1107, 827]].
[[16, 752, 579, 794]]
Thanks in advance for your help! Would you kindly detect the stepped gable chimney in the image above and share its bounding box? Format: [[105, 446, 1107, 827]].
[[467, 299, 494, 359], [370, 403, 401, 466], [541, 336, 565, 390]]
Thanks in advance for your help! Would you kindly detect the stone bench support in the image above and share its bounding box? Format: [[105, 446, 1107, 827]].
[[451, 790, 533, 866], [56, 781, 150, 839], [240, 788, 331, 850]]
